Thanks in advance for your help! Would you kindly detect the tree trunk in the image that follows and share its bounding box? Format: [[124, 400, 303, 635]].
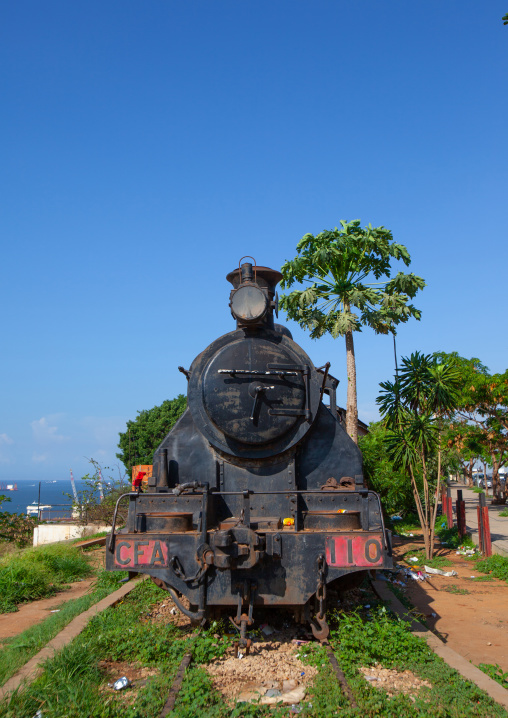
[[409, 464, 430, 558], [461, 458, 474, 487], [467, 458, 474, 487], [345, 329, 358, 445], [491, 455, 506, 504], [429, 437, 443, 560]]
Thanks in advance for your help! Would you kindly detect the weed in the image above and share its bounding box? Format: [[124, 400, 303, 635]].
[[498, 510, 508, 517], [435, 518, 476, 550], [389, 583, 413, 611], [328, 607, 505, 716], [443, 584, 470, 595], [70, 530, 109, 543], [478, 663, 508, 688], [403, 549, 453, 569], [475, 554, 508, 583], [1, 584, 505, 717], [390, 514, 421, 535]]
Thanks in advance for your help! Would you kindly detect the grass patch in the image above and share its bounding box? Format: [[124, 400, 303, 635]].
[[434, 516, 476, 551], [478, 663, 508, 689], [0, 543, 94, 613], [498, 510, 508, 517], [402, 549, 453, 569], [390, 514, 421, 535], [473, 575, 495, 582], [443, 584, 470, 595], [0, 579, 249, 718], [298, 607, 506, 717], [1, 583, 504, 717], [0, 570, 128, 687], [475, 554, 508, 583], [389, 582, 414, 611], [70, 530, 109, 543], [473, 487, 484, 494]]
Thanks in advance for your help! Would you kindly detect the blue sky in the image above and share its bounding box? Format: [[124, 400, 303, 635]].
[[1, 1, 507, 481]]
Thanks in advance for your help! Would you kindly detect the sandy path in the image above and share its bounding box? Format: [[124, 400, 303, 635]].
[[393, 534, 508, 672], [0, 576, 97, 640]]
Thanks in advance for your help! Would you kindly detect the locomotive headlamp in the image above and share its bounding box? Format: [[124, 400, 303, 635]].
[[230, 284, 268, 324]]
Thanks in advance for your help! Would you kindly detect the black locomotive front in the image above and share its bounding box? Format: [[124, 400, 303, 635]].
[[106, 260, 392, 639]]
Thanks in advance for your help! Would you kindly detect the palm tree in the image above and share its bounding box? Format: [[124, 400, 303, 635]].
[[377, 352, 461, 559], [280, 220, 425, 443]]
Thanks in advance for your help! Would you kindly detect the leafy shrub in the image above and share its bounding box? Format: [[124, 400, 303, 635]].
[[478, 663, 508, 688], [359, 422, 416, 517], [0, 495, 38, 547], [435, 517, 475, 549]]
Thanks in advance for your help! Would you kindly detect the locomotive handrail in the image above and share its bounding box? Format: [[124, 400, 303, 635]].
[[108, 486, 211, 551], [218, 369, 299, 376], [108, 491, 133, 552]]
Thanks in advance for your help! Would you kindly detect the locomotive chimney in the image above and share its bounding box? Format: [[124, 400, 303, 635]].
[[226, 261, 282, 330]]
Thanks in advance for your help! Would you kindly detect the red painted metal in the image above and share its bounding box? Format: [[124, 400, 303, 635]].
[[113, 539, 169, 568], [477, 505, 484, 553], [325, 534, 384, 568], [447, 496, 453, 529], [482, 506, 492, 557], [457, 500, 466, 537]]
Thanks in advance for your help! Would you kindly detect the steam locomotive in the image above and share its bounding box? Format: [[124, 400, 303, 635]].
[[107, 260, 392, 641]]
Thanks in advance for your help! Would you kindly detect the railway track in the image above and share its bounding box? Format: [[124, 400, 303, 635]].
[[157, 629, 358, 716], [3, 576, 507, 717]]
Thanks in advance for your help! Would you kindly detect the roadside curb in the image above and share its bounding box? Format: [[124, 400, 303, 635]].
[[371, 579, 508, 710], [0, 576, 146, 700]]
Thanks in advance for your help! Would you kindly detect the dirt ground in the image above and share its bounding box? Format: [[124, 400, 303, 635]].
[[0, 576, 97, 640], [391, 533, 508, 672]]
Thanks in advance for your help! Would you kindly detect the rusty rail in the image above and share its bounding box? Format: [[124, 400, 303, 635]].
[[158, 650, 193, 716], [325, 644, 358, 709]]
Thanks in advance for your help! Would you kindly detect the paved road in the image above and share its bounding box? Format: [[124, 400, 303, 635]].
[[449, 484, 508, 557]]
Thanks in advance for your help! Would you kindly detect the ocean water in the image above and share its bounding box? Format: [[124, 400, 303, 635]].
[[0, 479, 112, 518]]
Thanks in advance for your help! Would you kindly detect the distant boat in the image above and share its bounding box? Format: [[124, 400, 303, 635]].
[[26, 502, 52, 516], [0, 483, 18, 491]]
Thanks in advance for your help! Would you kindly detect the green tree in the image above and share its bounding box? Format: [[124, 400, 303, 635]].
[[440, 353, 508, 502], [117, 395, 187, 477], [280, 220, 425, 443], [377, 352, 461, 559], [443, 421, 480, 487], [359, 422, 416, 517]]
